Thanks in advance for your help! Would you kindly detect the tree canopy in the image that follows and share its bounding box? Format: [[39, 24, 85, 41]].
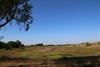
[[0, 40, 25, 50], [0, 0, 33, 31]]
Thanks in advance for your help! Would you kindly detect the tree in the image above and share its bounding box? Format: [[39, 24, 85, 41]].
[[85, 42, 92, 46], [97, 42, 100, 45], [0, 41, 6, 49], [35, 43, 44, 46], [6, 41, 17, 49], [0, 0, 33, 31], [0, 40, 25, 50], [15, 40, 25, 48], [5, 40, 25, 49]]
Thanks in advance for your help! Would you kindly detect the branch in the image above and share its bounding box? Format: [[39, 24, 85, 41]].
[[0, 19, 11, 28], [0, 4, 18, 28]]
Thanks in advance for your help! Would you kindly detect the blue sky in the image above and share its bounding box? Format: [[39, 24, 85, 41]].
[[0, 0, 100, 44]]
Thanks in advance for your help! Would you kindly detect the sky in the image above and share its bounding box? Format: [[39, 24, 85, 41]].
[[0, 0, 100, 44]]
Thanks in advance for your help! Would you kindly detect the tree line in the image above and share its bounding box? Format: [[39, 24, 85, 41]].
[[0, 40, 100, 50], [0, 40, 25, 50], [0, 41, 45, 50]]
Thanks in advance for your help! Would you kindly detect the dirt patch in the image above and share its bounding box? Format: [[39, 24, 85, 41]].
[[39, 48, 53, 52]]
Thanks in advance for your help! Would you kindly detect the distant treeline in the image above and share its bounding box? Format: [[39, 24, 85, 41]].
[[0, 40, 100, 50], [0, 40, 45, 50], [0, 40, 25, 50]]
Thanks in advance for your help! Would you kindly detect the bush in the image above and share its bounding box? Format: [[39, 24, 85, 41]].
[[97, 42, 100, 45], [0, 40, 25, 50], [0, 41, 6, 49], [35, 43, 44, 46], [85, 42, 92, 46]]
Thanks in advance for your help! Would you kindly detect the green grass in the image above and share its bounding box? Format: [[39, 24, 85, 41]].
[[0, 45, 100, 59]]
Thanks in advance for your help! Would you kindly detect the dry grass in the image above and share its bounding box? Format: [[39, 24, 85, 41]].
[[0, 45, 100, 59], [0, 45, 100, 67]]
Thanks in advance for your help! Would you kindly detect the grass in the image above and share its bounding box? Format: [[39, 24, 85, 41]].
[[0, 45, 100, 67], [0, 45, 100, 59]]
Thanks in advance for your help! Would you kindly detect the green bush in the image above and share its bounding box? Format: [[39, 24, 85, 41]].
[[0, 40, 25, 50]]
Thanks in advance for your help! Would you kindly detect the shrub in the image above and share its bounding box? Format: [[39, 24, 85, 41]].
[[85, 42, 92, 46], [35, 43, 44, 46]]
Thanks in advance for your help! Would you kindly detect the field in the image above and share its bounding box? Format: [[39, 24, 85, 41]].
[[0, 44, 100, 67]]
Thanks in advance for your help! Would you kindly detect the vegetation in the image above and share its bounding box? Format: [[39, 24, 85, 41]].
[[0, 41, 100, 67], [85, 42, 92, 46], [0, 40, 25, 50], [0, 0, 33, 31], [35, 43, 44, 46]]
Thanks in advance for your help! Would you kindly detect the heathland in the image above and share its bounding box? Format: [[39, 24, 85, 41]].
[[0, 42, 100, 67]]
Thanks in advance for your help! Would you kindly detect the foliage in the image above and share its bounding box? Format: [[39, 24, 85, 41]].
[[0, 41, 6, 49], [97, 42, 100, 45], [0, 40, 25, 49], [35, 43, 44, 46], [85, 42, 92, 46], [0, 0, 33, 31]]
